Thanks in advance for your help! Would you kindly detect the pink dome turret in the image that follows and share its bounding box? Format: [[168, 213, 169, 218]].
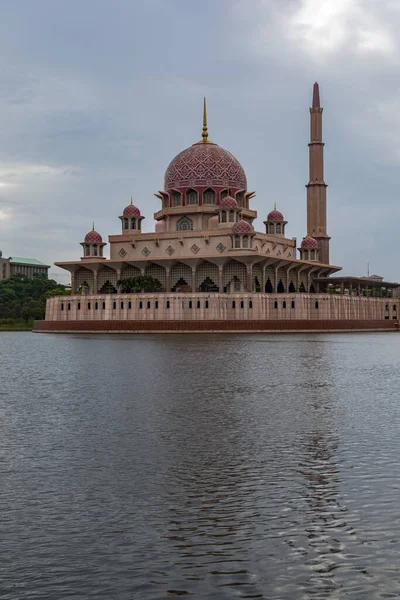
[[120, 198, 144, 233], [84, 229, 103, 244], [301, 235, 318, 249], [267, 209, 284, 222], [219, 195, 238, 209], [232, 219, 252, 234], [264, 204, 287, 236], [81, 224, 106, 260]]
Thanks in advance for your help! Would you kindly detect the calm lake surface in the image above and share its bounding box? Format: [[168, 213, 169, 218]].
[[1, 331, 400, 599]]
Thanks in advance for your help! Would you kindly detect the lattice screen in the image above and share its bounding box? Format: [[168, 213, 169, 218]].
[[252, 264, 262, 292], [120, 265, 141, 279], [98, 267, 118, 290], [76, 268, 94, 293], [223, 260, 247, 290], [195, 262, 219, 290], [145, 264, 166, 290], [171, 263, 192, 290]]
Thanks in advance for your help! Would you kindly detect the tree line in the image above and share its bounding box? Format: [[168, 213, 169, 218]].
[[0, 274, 68, 323]]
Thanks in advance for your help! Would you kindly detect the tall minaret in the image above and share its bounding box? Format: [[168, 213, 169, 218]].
[[306, 82, 330, 264]]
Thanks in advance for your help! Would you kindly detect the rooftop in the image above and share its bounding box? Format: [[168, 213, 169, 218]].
[[9, 257, 50, 267]]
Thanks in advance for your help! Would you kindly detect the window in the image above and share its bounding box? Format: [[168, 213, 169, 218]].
[[236, 191, 244, 207], [243, 235, 249, 248], [393, 305, 397, 311], [276, 224, 281, 234], [95, 302, 98, 310], [221, 189, 229, 200], [291, 300, 295, 309], [120, 301, 124, 309], [147, 301, 151, 309], [128, 301, 132, 309], [205, 300, 209, 309], [240, 300, 244, 309], [234, 235, 241, 248], [186, 189, 198, 205], [189, 301, 192, 309], [221, 212, 227, 223], [61, 302, 64, 311], [93, 246, 98, 256], [177, 216, 193, 231], [197, 300, 201, 309], [172, 191, 182, 206], [77, 302, 81, 310], [85, 245, 90, 256], [88, 302, 91, 310], [274, 301, 278, 309], [67, 303, 71, 311], [102, 302, 106, 310], [385, 304, 389, 310], [311, 249, 315, 260], [166, 300, 170, 309], [139, 301, 143, 309], [130, 218, 136, 229], [283, 301, 286, 309], [232, 301, 236, 308], [269, 224, 274, 234], [155, 301, 158, 309], [249, 300, 253, 309], [113, 301, 117, 310], [229, 211, 235, 222], [124, 218, 129, 229], [315, 301, 319, 309], [203, 188, 215, 205]]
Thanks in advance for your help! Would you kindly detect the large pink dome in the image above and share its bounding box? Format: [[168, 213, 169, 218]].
[[164, 142, 247, 190]]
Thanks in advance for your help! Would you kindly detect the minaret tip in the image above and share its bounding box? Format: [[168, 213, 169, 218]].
[[312, 82, 320, 109], [130, 196, 133, 205], [274, 202, 277, 210], [92, 221, 95, 231], [202, 97, 208, 142]]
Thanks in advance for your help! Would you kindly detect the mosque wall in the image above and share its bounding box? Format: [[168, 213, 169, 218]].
[[45, 294, 399, 324]]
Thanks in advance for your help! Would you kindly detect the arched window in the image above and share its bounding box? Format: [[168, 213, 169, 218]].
[[197, 300, 201, 309], [177, 216, 193, 231], [93, 246, 98, 256], [229, 211, 235, 222], [124, 218, 129, 229], [221, 189, 229, 200], [283, 301, 286, 309], [315, 301, 319, 309], [130, 218, 136, 229], [310, 249, 315, 260], [234, 235, 241, 249], [172, 191, 182, 206], [186, 189, 198, 205], [240, 300, 244, 309], [221, 212, 227, 223], [85, 245, 90, 256], [269, 224, 274, 234], [274, 300, 278, 309], [232, 300, 236, 308], [303, 250, 309, 260], [147, 301, 151, 309], [205, 300, 209, 309], [166, 300, 170, 309], [276, 224, 281, 234], [243, 235, 249, 248], [113, 301, 116, 309], [95, 302, 98, 310], [189, 301, 192, 309], [203, 188, 215, 205], [291, 300, 295, 309], [249, 300, 253, 309], [155, 301, 159, 309]]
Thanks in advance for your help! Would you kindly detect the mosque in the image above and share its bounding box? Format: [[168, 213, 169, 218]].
[[37, 83, 399, 332]]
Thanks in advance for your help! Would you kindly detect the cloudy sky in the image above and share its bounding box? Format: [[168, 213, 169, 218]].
[[0, 0, 399, 282]]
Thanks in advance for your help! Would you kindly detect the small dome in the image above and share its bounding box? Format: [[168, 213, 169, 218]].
[[123, 203, 141, 218], [219, 195, 238, 209], [84, 230, 103, 244], [232, 220, 252, 234], [301, 236, 318, 249], [267, 209, 284, 222], [155, 221, 166, 233]]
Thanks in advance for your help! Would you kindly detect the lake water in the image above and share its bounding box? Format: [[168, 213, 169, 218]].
[[1, 331, 400, 599]]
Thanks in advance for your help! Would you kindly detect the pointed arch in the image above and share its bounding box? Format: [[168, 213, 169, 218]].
[[203, 188, 215, 205], [265, 278, 273, 293], [171, 263, 192, 292], [195, 261, 219, 292], [177, 216, 193, 231], [277, 279, 285, 293], [289, 281, 296, 293], [120, 265, 141, 279], [145, 264, 166, 291], [186, 188, 198, 205], [172, 190, 182, 206]]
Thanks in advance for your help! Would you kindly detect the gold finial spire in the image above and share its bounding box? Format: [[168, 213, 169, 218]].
[[202, 97, 208, 143]]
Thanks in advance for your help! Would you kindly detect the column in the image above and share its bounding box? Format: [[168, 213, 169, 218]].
[[246, 265, 253, 292], [165, 268, 171, 293], [191, 266, 196, 293], [71, 272, 77, 294], [218, 266, 224, 293]]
